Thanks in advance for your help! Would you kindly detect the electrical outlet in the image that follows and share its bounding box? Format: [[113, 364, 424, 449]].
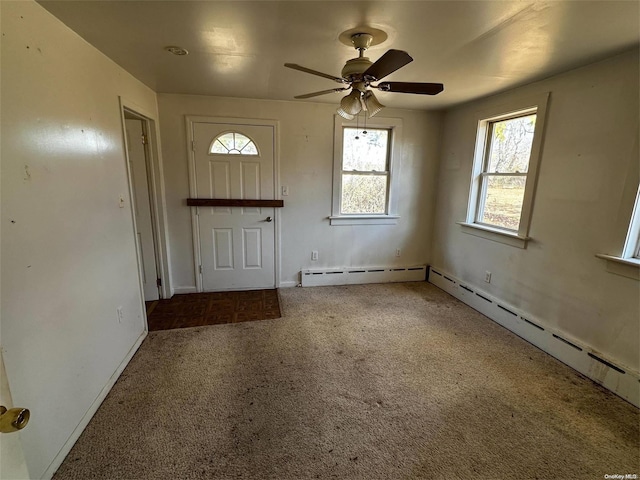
[[395, 248, 401, 257], [311, 250, 318, 261], [116, 306, 124, 323], [485, 271, 492, 283]]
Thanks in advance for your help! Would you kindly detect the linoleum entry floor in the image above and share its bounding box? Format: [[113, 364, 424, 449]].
[[146, 289, 281, 331]]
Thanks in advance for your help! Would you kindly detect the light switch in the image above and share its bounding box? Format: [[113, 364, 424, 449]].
[[119, 195, 125, 208], [282, 185, 289, 196]]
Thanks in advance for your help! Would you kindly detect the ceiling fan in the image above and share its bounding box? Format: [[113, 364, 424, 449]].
[[284, 31, 444, 119]]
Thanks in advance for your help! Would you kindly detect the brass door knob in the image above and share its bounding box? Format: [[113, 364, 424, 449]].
[[265, 216, 273, 222], [0, 405, 30, 433]]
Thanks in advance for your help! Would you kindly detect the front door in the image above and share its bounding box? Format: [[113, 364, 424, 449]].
[[192, 122, 276, 291]]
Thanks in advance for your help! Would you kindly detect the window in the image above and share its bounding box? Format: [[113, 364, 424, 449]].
[[341, 127, 389, 214], [596, 183, 640, 277], [475, 113, 536, 230], [209, 132, 258, 155], [460, 92, 550, 248], [622, 185, 640, 261], [330, 116, 402, 225]]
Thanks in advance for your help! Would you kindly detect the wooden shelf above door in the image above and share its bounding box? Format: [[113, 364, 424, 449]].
[[187, 198, 284, 208]]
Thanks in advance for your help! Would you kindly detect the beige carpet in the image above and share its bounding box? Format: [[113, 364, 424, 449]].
[[54, 282, 639, 479]]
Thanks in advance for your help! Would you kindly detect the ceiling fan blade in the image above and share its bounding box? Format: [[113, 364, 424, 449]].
[[363, 49, 413, 81], [294, 87, 350, 99], [376, 82, 444, 95], [284, 63, 347, 84]]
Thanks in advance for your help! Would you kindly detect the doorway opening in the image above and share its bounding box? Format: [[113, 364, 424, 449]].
[[122, 108, 164, 306]]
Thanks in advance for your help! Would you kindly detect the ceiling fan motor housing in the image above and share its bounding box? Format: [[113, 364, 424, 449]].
[[341, 57, 373, 81]]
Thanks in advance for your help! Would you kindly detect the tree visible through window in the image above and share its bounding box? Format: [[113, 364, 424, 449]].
[[477, 114, 536, 230], [341, 127, 390, 214]]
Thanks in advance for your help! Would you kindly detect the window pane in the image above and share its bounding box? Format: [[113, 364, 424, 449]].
[[341, 174, 387, 214], [211, 140, 228, 154], [218, 133, 235, 150], [234, 133, 250, 151], [240, 142, 258, 155], [487, 114, 536, 173], [343, 128, 389, 171], [479, 175, 526, 230]]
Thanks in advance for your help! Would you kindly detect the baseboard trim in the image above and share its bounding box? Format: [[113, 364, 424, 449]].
[[428, 266, 639, 407], [172, 286, 197, 295], [278, 281, 298, 288], [42, 331, 147, 479]]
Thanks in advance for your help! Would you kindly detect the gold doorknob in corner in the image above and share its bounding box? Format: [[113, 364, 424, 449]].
[[0, 405, 30, 433]]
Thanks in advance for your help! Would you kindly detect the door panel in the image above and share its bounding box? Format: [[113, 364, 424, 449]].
[[193, 122, 275, 291], [241, 162, 260, 195], [213, 229, 234, 270], [211, 161, 232, 213], [241, 162, 261, 215], [242, 228, 262, 269]]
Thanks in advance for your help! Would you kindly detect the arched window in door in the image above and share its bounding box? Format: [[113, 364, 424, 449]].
[[209, 132, 259, 155]]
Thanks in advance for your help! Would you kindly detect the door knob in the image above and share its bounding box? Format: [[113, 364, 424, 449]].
[[265, 216, 273, 222], [0, 406, 30, 433]]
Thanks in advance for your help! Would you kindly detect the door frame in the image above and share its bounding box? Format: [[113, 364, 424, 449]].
[[186, 116, 281, 292], [124, 113, 161, 301], [119, 97, 172, 300]]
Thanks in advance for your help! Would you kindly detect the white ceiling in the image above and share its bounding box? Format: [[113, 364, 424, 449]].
[[38, 1, 639, 110]]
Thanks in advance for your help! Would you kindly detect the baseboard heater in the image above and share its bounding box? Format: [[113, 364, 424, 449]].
[[301, 265, 427, 287], [428, 266, 640, 407]]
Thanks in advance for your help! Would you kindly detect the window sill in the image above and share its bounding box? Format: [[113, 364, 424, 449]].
[[457, 222, 529, 249], [595, 254, 639, 280], [329, 215, 400, 226]]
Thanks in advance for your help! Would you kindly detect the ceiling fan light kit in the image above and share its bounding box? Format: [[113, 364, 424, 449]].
[[336, 108, 355, 120], [285, 28, 443, 119], [363, 90, 385, 118], [340, 90, 363, 115]]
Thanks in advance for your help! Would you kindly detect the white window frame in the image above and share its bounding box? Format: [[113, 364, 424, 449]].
[[597, 184, 640, 273], [330, 115, 402, 226], [623, 185, 640, 260], [459, 92, 550, 248]]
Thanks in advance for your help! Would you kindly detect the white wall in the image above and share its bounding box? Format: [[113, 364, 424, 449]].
[[1, 2, 158, 477], [157, 95, 443, 291], [432, 49, 640, 372]]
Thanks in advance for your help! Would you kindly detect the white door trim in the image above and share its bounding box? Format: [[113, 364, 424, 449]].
[[186, 116, 281, 292], [119, 97, 173, 300]]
